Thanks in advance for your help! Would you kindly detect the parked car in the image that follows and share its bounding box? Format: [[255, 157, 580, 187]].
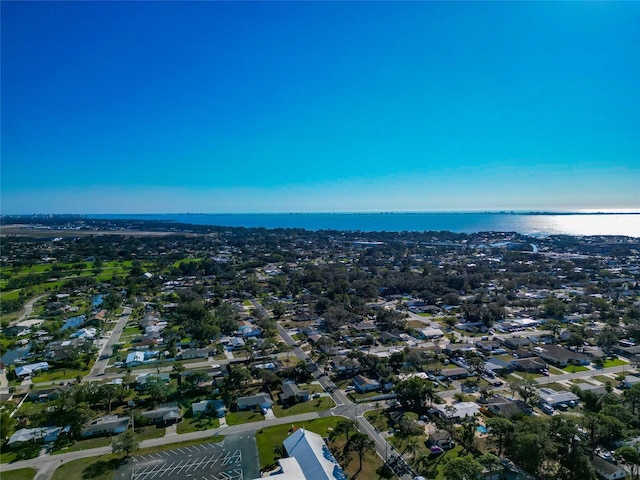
[[541, 404, 555, 415]]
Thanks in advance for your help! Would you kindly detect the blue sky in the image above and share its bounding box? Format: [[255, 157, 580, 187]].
[[2, 1, 639, 214]]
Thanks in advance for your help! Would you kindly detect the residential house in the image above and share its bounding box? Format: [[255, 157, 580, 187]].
[[591, 456, 627, 480], [15, 362, 49, 379], [475, 341, 501, 353], [135, 373, 170, 390], [379, 331, 403, 344], [8, 426, 68, 448], [229, 337, 246, 350], [510, 357, 547, 373], [440, 367, 470, 380], [426, 429, 455, 450], [484, 358, 513, 375], [330, 355, 361, 375], [126, 351, 145, 366], [444, 343, 476, 356], [142, 403, 182, 425], [44, 338, 93, 362], [619, 375, 640, 389], [486, 396, 532, 418], [537, 387, 580, 408], [352, 374, 380, 393], [191, 399, 226, 418], [237, 393, 273, 411], [180, 348, 211, 360], [237, 321, 262, 338], [534, 345, 591, 367], [280, 381, 310, 403], [82, 416, 130, 437], [433, 402, 481, 420], [503, 337, 531, 350], [28, 385, 69, 403]]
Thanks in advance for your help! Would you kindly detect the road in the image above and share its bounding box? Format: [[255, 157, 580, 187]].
[[84, 307, 133, 381], [13, 294, 48, 325], [1, 411, 323, 479]]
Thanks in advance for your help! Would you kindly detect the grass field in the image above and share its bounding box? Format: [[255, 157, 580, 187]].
[[177, 415, 220, 434], [271, 396, 333, 417], [225, 410, 263, 426], [563, 365, 590, 373], [52, 426, 165, 455], [603, 358, 629, 368], [1, 468, 37, 480], [255, 417, 342, 470]]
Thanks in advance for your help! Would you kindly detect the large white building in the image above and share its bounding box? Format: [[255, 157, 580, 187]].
[[254, 428, 347, 480]]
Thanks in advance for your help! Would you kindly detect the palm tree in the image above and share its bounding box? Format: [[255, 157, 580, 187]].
[[172, 363, 185, 386]]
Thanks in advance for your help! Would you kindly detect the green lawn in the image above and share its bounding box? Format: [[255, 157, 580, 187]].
[[603, 358, 629, 368], [52, 455, 126, 480], [225, 410, 264, 426], [0, 443, 40, 464], [1, 468, 37, 480], [548, 366, 565, 375], [32, 367, 91, 383], [177, 415, 220, 434], [52, 426, 164, 455], [271, 396, 334, 417], [563, 365, 590, 373], [593, 375, 616, 384], [255, 417, 342, 470]]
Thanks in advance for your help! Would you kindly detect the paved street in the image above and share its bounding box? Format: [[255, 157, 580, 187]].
[[84, 307, 132, 381]]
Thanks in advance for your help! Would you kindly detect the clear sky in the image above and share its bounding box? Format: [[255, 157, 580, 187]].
[[1, 1, 639, 214]]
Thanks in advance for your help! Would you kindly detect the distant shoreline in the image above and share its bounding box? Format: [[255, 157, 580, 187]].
[[3, 210, 639, 217]]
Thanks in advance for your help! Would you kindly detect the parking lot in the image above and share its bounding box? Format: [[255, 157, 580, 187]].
[[116, 435, 257, 480]]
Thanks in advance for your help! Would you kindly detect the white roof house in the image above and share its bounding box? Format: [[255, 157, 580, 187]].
[[15, 362, 49, 378], [537, 388, 579, 407], [282, 428, 347, 480], [126, 351, 145, 365], [434, 402, 481, 420]]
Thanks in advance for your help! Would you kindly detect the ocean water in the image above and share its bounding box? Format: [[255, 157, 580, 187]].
[[91, 212, 640, 237]]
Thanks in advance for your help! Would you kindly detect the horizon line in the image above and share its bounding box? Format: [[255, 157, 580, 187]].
[[3, 209, 640, 217]]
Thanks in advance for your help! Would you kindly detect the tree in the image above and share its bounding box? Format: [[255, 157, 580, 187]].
[[625, 383, 640, 415], [100, 383, 124, 413], [486, 417, 514, 456], [68, 402, 94, 439], [111, 429, 140, 457], [395, 376, 437, 411], [272, 302, 286, 319], [145, 377, 169, 406], [0, 410, 16, 442], [345, 432, 375, 474], [333, 419, 358, 443], [517, 377, 538, 406], [466, 355, 486, 383], [616, 446, 640, 480], [459, 417, 478, 454], [225, 368, 253, 392], [478, 453, 502, 476], [598, 328, 619, 355], [172, 363, 185, 386], [442, 455, 483, 480]]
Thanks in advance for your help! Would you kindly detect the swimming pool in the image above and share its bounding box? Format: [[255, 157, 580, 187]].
[[476, 425, 489, 434]]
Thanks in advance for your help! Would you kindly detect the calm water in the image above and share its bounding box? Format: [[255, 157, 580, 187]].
[[91, 212, 640, 237]]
